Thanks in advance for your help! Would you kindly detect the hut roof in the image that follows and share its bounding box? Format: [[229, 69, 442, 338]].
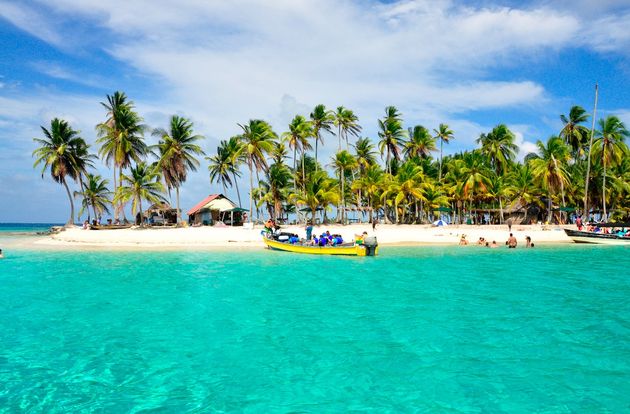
[[187, 194, 237, 216]]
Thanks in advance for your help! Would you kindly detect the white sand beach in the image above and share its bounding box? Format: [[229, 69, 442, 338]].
[[32, 223, 574, 249]]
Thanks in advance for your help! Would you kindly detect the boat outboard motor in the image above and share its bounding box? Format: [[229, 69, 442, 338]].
[[363, 236, 378, 256]]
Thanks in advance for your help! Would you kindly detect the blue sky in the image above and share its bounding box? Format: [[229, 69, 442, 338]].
[[1, 0, 629, 223]]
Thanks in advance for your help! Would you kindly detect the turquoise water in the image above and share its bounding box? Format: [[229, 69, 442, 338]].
[[1, 245, 629, 413]]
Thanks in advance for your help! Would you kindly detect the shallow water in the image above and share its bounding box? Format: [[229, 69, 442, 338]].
[[1, 244, 629, 413]]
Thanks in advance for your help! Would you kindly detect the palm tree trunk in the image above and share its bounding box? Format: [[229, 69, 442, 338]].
[[499, 197, 504, 224], [232, 172, 242, 207], [602, 161, 607, 221], [62, 178, 75, 226], [139, 197, 143, 227], [439, 139, 443, 181], [112, 165, 118, 221], [119, 170, 128, 223], [248, 158, 254, 221], [338, 125, 342, 152], [342, 171, 346, 224], [301, 149, 305, 190], [174, 186, 181, 225], [315, 133, 319, 172]]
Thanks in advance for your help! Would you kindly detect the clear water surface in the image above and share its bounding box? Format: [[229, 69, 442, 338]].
[[0, 241, 629, 413]]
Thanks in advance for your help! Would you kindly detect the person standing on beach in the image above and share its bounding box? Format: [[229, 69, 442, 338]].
[[507, 218, 513, 232], [305, 223, 313, 241], [372, 218, 378, 231]]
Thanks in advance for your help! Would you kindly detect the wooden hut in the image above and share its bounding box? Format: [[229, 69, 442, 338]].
[[187, 194, 245, 226], [142, 202, 179, 225]]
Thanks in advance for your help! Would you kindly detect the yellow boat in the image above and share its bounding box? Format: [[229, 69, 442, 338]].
[[263, 234, 378, 256]]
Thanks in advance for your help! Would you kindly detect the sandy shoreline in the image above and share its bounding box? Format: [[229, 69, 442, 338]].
[[14, 223, 576, 250]]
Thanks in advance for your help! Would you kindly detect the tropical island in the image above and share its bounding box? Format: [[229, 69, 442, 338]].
[[31, 91, 629, 248]]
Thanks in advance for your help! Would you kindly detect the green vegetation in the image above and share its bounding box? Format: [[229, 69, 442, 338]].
[[33, 92, 630, 225]]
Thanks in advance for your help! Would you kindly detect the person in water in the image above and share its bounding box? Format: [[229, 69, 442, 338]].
[[0, 248, 4, 259], [507, 233, 517, 248], [525, 236, 532, 247]]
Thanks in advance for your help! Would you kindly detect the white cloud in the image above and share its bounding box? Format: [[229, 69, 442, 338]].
[[512, 128, 539, 161], [583, 11, 630, 54], [0, 1, 64, 46]]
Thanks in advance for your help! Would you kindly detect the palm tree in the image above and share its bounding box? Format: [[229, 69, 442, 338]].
[[265, 161, 293, 220], [207, 144, 235, 195], [114, 162, 166, 225], [476, 124, 517, 174], [509, 164, 539, 217], [460, 151, 491, 211], [310, 104, 334, 171], [353, 137, 378, 175], [333, 106, 362, 151], [528, 136, 571, 222], [352, 164, 384, 222], [593, 116, 630, 219], [382, 161, 424, 223], [405, 125, 436, 160], [433, 123, 454, 181], [96, 91, 148, 221], [74, 174, 112, 222], [289, 170, 339, 223], [378, 107, 407, 174], [485, 172, 513, 224], [281, 115, 313, 186], [33, 118, 92, 225], [421, 182, 450, 221], [224, 136, 245, 207], [331, 150, 357, 223], [238, 119, 277, 219], [152, 115, 205, 225], [560, 106, 589, 159]]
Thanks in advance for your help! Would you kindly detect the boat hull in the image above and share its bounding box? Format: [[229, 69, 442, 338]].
[[564, 229, 630, 245], [263, 237, 377, 256]]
